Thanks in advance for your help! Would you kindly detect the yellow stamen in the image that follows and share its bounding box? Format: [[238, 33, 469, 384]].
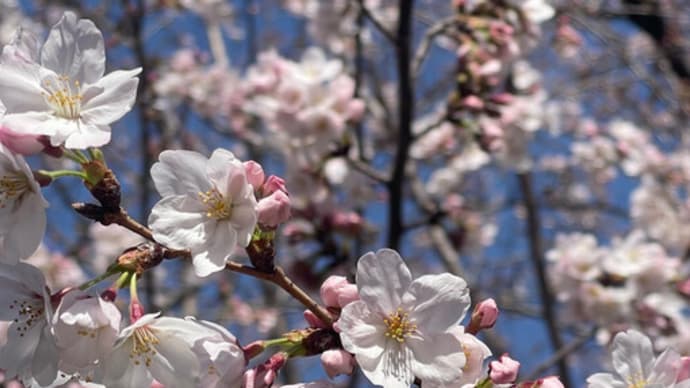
[[41, 75, 83, 119], [198, 187, 231, 219], [383, 307, 417, 344], [0, 173, 29, 208]]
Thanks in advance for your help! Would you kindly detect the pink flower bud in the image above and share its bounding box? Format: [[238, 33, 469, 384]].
[[244, 161, 265, 192], [490, 93, 514, 105], [675, 357, 690, 382], [303, 309, 328, 328], [321, 349, 355, 378], [257, 190, 291, 227], [330, 211, 364, 234], [346, 99, 366, 122], [242, 340, 266, 361], [262, 175, 287, 196], [320, 276, 359, 308], [0, 126, 45, 155], [519, 377, 564, 388], [243, 352, 287, 388], [490, 354, 520, 384], [468, 298, 499, 334], [461, 95, 485, 110]]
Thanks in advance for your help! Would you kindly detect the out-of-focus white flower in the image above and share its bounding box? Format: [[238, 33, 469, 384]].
[[631, 177, 690, 252], [0, 262, 58, 386], [587, 330, 686, 388], [337, 249, 471, 387], [149, 149, 257, 277], [0, 142, 47, 263], [25, 244, 85, 290], [0, 12, 141, 149], [508, 0, 555, 24], [88, 223, 145, 273], [97, 313, 243, 388]]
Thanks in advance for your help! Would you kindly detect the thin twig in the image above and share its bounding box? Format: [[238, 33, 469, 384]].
[[360, 2, 396, 43], [387, 0, 415, 250], [412, 15, 457, 80], [526, 328, 596, 380], [517, 172, 572, 387]]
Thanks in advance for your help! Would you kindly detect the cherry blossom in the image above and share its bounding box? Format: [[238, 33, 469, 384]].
[[0, 142, 47, 263], [52, 290, 121, 376], [0, 11, 141, 149], [587, 330, 690, 388], [337, 248, 473, 387], [96, 313, 243, 388], [149, 148, 258, 277], [0, 262, 58, 386]]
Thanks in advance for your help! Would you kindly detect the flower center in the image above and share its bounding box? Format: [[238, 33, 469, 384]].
[[42, 75, 83, 119], [0, 172, 29, 209], [131, 326, 160, 368], [383, 308, 416, 343], [8, 296, 45, 337], [625, 372, 648, 388], [198, 187, 231, 219]]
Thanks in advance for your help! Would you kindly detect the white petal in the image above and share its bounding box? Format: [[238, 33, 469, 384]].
[[41, 11, 105, 83], [1, 111, 58, 136], [357, 342, 413, 388], [206, 148, 240, 192], [7, 192, 46, 260], [193, 221, 236, 277], [149, 332, 200, 387], [228, 205, 257, 247], [403, 273, 470, 333], [97, 340, 152, 388], [63, 121, 111, 149], [586, 373, 626, 388], [149, 195, 207, 250], [31, 326, 59, 386], [338, 301, 386, 361], [611, 330, 654, 380], [151, 150, 211, 197], [0, 61, 46, 113], [407, 332, 465, 385], [356, 249, 412, 314], [80, 68, 141, 125]]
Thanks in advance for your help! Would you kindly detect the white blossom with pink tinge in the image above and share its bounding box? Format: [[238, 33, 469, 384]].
[[587, 330, 690, 388], [149, 148, 257, 277], [0, 142, 48, 263], [337, 249, 473, 387], [0, 12, 141, 149]]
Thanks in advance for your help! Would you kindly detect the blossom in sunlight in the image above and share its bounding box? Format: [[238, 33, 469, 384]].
[[0, 11, 141, 149], [587, 329, 690, 388], [96, 313, 244, 388], [53, 290, 121, 376], [187, 318, 246, 388], [337, 249, 472, 387], [149, 149, 257, 277], [0, 262, 58, 386], [0, 142, 48, 263]]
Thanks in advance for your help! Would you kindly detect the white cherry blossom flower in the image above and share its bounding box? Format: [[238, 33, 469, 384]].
[[337, 249, 470, 388], [0, 11, 141, 149], [186, 317, 245, 388], [149, 148, 257, 277], [96, 313, 244, 388], [96, 313, 199, 388], [53, 290, 121, 376], [0, 142, 48, 263], [0, 262, 58, 386], [587, 330, 687, 388]]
